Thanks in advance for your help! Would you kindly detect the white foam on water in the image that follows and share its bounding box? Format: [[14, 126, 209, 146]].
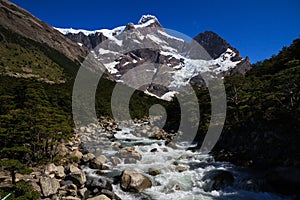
[[79, 122, 291, 200]]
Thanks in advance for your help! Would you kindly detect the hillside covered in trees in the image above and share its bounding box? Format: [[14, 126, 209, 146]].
[[212, 37, 300, 170]]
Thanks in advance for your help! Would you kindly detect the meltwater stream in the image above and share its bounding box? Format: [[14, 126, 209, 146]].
[[79, 121, 290, 200]]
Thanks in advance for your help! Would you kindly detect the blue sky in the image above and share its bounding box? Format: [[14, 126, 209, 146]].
[[11, 0, 300, 63]]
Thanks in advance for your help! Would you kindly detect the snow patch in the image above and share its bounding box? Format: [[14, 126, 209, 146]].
[[161, 45, 177, 52], [146, 34, 167, 44], [144, 90, 176, 101], [122, 62, 130, 66], [99, 48, 119, 55], [103, 61, 119, 74], [138, 15, 158, 24], [161, 91, 178, 101], [158, 30, 184, 42]]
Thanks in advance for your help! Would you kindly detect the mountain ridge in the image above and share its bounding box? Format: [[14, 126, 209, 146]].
[[0, 0, 88, 63], [56, 15, 251, 100]]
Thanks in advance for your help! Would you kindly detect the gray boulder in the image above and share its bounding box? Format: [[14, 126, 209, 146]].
[[90, 155, 107, 169], [39, 176, 60, 197], [120, 169, 152, 192], [65, 164, 86, 187]]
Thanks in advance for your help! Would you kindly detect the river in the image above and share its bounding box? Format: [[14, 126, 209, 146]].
[[79, 120, 291, 200]]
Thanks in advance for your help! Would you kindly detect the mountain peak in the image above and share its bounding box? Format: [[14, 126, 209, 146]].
[[138, 15, 158, 24], [137, 14, 162, 28], [194, 30, 241, 61]]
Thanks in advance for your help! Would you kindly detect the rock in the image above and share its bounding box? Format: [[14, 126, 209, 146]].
[[90, 155, 107, 169], [100, 189, 121, 200], [86, 177, 113, 194], [39, 176, 60, 197], [78, 187, 89, 198], [62, 196, 81, 200], [82, 153, 96, 163], [69, 164, 80, 173], [87, 194, 111, 200], [52, 195, 60, 200], [148, 168, 161, 176], [151, 126, 160, 132], [56, 143, 70, 156], [154, 130, 167, 140], [101, 165, 110, 170], [85, 127, 93, 133], [59, 183, 77, 196], [45, 163, 57, 176], [79, 127, 86, 132], [30, 171, 42, 179], [111, 157, 122, 166], [124, 158, 137, 164], [44, 163, 65, 179], [175, 165, 189, 172], [97, 155, 107, 164], [150, 148, 158, 152], [65, 164, 86, 187], [56, 165, 66, 179], [70, 149, 83, 160], [118, 147, 142, 160], [146, 131, 155, 138], [202, 170, 234, 191], [30, 181, 41, 193], [120, 169, 152, 192], [175, 184, 181, 190], [112, 142, 122, 148]]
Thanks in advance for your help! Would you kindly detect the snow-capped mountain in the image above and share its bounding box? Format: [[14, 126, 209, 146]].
[[56, 15, 251, 100]]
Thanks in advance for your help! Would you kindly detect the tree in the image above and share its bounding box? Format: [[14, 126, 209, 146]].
[[0, 159, 32, 184]]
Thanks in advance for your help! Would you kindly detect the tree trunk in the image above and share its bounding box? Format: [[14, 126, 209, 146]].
[[11, 169, 16, 185]]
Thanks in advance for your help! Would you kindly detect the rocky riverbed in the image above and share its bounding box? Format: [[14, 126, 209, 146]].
[[0, 117, 295, 199]]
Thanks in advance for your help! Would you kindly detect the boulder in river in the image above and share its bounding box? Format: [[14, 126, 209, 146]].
[[120, 169, 152, 192], [86, 176, 113, 195], [118, 147, 142, 160], [90, 155, 107, 169], [202, 170, 234, 191], [111, 156, 122, 166], [148, 168, 161, 176]]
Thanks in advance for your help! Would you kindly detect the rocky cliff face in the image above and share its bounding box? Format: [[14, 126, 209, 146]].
[[65, 32, 108, 50]]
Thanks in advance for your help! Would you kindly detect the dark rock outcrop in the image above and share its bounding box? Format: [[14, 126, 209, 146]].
[[193, 31, 240, 60], [65, 32, 108, 50]]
